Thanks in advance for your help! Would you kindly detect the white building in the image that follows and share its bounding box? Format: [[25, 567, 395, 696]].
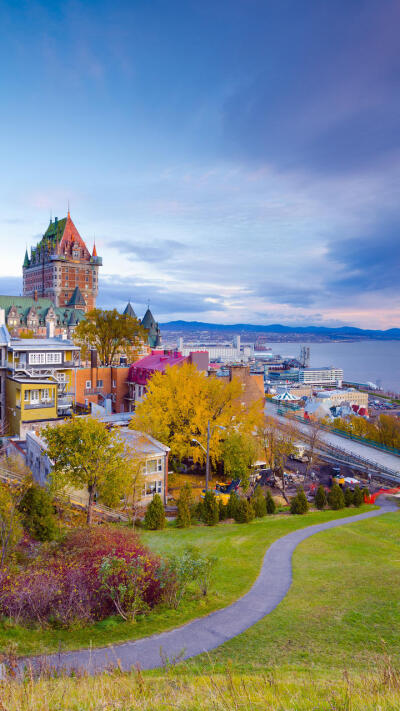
[[298, 367, 343, 387], [178, 335, 254, 363], [26, 425, 170, 505]]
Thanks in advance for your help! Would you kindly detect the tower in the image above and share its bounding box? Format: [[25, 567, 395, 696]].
[[23, 213, 102, 312]]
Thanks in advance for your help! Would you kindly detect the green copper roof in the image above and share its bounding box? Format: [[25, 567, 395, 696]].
[[123, 301, 137, 318], [0, 295, 84, 327], [42, 217, 67, 243], [67, 286, 86, 307], [23, 249, 30, 267]]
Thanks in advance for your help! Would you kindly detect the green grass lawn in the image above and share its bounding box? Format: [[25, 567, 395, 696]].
[[182, 510, 400, 675], [0, 506, 376, 656]]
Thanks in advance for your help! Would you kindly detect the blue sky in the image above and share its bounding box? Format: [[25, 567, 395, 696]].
[[0, 0, 399, 328]]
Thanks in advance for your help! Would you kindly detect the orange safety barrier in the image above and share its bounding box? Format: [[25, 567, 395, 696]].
[[365, 487, 400, 504]]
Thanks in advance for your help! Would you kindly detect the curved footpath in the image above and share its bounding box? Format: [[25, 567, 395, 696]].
[[19, 496, 398, 676]]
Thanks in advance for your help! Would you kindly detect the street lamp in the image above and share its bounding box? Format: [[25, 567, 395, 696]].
[[192, 420, 225, 492]]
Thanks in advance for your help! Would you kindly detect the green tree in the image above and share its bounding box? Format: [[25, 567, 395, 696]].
[[222, 431, 259, 492], [353, 485, 364, 507], [226, 491, 240, 518], [315, 485, 327, 510], [252, 488, 267, 517], [99, 555, 149, 621], [328, 483, 345, 510], [201, 490, 219, 526], [218, 498, 228, 521], [234, 498, 255, 523], [18, 484, 57, 541], [344, 488, 354, 507], [144, 493, 166, 530], [290, 487, 309, 515], [265, 488, 276, 514], [43, 416, 128, 525], [176, 483, 192, 528], [73, 308, 145, 365]]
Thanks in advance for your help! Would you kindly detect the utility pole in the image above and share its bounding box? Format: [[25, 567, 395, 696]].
[[205, 419, 210, 491]]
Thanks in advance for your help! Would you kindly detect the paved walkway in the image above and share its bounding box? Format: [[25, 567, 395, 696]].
[[20, 496, 398, 676]]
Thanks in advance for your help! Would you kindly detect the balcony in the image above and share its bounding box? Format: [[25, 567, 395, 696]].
[[84, 387, 104, 395], [24, 400, 55, 410]]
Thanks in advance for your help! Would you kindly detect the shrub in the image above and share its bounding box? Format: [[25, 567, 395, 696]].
[[344, 488, 354, 507], [201, 491, 219, 526], [218, 499, 228, 521], [314, 485, 327, 510], [265, 488, 276, 514], [353, 485, 364, 508], [290, 487, 309, 515], [0, 527, 162, 627], [18, 484, 57, 541], [234, 498, 255, 524], [226, 491, 240, 518], [99, 555, 150, 621], [144, 494, 166, 530], [328, 483, 345, 510], [361, 487, 370, 501], [252, 488, 267, 517], [162, 546, 217, 608], [176, 483, 192, 528]]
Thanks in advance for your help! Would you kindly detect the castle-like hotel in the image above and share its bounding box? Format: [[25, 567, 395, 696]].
[[0, 213, 161, 346]]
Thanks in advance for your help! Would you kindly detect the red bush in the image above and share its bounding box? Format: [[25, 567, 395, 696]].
[[0, 527, 162, 627]]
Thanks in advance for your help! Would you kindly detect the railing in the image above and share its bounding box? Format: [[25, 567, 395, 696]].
[[23, 400, 55, 410], [84, 387, 104, 395]]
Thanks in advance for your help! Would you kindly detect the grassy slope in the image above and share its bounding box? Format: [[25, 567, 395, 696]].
[[185, 511, 400, 674], [0, 506, 374, 656]]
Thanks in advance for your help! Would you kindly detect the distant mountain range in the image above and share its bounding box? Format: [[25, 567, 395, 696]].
[[160, 321, 400, 340]]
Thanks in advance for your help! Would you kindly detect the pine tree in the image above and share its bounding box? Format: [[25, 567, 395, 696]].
[[144, 493, 166, 530], [18, 484, 57, 541], [218, 498, 228, 521], [344, 487, 354, 507], [226, 491, 240, 519], [252, 488, 267, 517], [201, 491, 219, 526], [265, 488, 276, 514], [234, 498, 255, 523], [315, 485, 327, 510], [290, 487, 309, 515], [176, 483, 192, 528], [353, 485, 364, 508], [328, 483, 345, 510]]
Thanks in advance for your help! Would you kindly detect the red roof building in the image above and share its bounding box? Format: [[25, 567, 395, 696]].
[[127, 349, 209, 411]]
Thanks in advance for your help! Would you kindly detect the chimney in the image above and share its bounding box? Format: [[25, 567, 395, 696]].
[[46, 320, 55, 338], [34, 290, 38, 302], [90, 349, 98, 369]]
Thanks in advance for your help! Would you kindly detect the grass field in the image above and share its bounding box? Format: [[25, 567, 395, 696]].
[[1, 506, 400, 709], [0, 506, 375, 656]]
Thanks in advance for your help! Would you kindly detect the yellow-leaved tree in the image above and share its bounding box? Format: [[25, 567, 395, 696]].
[[133, 362, 256, 466]]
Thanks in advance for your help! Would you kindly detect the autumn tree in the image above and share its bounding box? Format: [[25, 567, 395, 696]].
[[134, 362, 244, 466], [304, 419, 322, 477], [73, 308, 145, 365], [256, 416, 297, 501], [0, 457, 32, 567], [43, 416, 128, 525]]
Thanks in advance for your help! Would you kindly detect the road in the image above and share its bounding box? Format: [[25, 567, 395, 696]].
[[265, 401, 400, 478]]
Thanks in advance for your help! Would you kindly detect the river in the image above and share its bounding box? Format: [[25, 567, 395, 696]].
[[264, 340, 400, 394]]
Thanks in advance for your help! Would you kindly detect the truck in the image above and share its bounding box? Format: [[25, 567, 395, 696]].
[[290, 442, 308, 463]]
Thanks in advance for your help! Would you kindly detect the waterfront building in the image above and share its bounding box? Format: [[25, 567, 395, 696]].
[[177, 335, 254, 363], [23, 211, 102, 312], [298, 366, 343, 387], [6, 334, 80, 437], [127, 349, 209, 411]]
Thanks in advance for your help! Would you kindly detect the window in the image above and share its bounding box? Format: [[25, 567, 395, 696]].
[[31, 390, 39, 403], [146, 459, 163, 474], [144, 480, 162, 496], [85, 380, 91, 389], [46, 352, 62, 364], [97, 379, 103, 388], [112, 380, 116, 388], [41, 388, 50, 401], [29, 353, 45, 364], [24, 390, 30, 402]]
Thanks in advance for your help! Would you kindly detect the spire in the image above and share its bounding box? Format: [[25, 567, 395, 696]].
[[23, 248, 29, 268], [92, 241, 97, 257], [123, 301, 137, 318], [67, 200, 70, 218]]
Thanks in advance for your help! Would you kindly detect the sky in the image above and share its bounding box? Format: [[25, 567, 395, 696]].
[[0, 0, 399, 329]]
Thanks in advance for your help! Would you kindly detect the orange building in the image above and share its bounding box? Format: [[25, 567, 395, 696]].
[[73, 351, 129, 413], [213, 364, 265, 412]]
